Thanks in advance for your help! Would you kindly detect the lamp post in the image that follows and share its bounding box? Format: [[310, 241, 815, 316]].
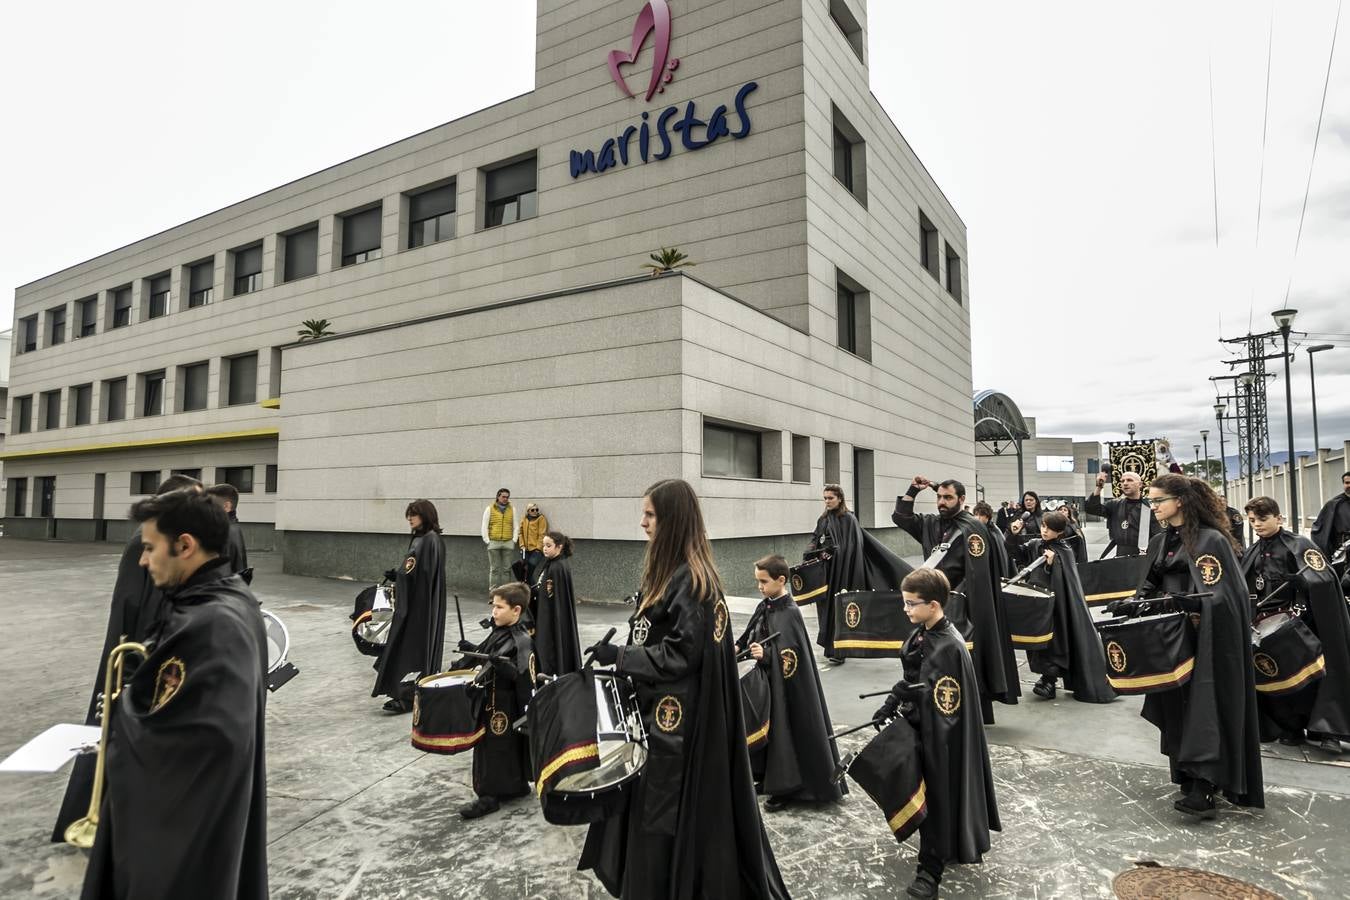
[[1308, 344, 1334, 454], [1213, 401, 1228, 495], [1272, 308, 1299, 532], [1193, 444, 1201, 476], [1201, 429, 1210, 486], [1127, 422, 1136, 441]]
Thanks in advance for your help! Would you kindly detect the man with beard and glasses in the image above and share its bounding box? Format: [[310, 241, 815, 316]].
[[893, 478, 1020, 724]]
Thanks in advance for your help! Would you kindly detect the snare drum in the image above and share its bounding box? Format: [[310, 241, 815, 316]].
[[741, 665, 772, 779], [1097, 612, 1195, 695], [832, 591, 915, 658], [351, 584, 395, 657], [1253, 612, 1326, 695], [845, 718, 927, 843], [789, 556, 830, 605], [527, 670, 647, 825], [411, 669, 484, 755], [1000, 581, 1055, 646], [261, 609, 299, 692]]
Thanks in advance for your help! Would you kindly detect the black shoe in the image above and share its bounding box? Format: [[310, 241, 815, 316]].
[[906, 870, 939, 899], [1032, 677, 1056, 700], [1278, 730, 1306, 746], [764, 796, 791, 812], [382, 698, 412, 713], [459, 796, 501, 819], [1317, 737, 1343, 754], [827, 656, 847, 666], [1173, 791, 1216, 820]]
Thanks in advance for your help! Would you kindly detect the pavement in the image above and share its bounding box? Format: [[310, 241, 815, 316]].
[[1, 524, 1348, 899]]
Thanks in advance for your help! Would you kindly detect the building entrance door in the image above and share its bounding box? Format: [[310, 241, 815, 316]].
[[93, 473, 107, 541], [37, 476, 56, 538]]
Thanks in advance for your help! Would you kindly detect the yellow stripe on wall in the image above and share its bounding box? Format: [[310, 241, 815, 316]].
[[0, 427, 280, 461]]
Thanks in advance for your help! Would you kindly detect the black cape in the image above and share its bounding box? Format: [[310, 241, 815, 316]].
[[53, 529, 167, 843], [809, 511, 911, 655], [81, 557, 268, 900], [1241, 530, 1350, 740], [1021, 538, 1115, 703], [452, 622, 535, 797], [223, 515, 250, 581], [1137, 526, 1264, 806], [892, 501, 1020, 712], [896, 617, 1000, 864], [579, 566, 789, 900], [1311, 493, 1350, 556], [736, 593, 843, 802], [372, 530, 447, 698], [1084, 493, 1156, 558], [531, 556, 583, 676]]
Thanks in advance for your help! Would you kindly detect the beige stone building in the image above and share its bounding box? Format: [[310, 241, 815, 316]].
[[4, 0, 975, 594]]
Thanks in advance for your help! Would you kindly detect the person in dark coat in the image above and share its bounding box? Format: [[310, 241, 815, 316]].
[[1013, 512, 1115, 703], [206, 483, 251, 582], [1086, 470, 1157, 558], [1311, 472, 1350, 557], [581, 478, 789, 900], [530, 530, 583, 676], [1242, 496, 1350, 754], [81, 489, 268, 900], [872, 568, 1000, 900], [52, 473, 202, 844], [810, 483, 911, 664], [736, 554, 844, 810], [372, 499, 447, 713], [1124, 474, 1264, 819]]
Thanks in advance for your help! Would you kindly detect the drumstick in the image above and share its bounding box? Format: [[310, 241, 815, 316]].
[[1005, 555, 1048, 587], [583, 627, 619, 667], [453, 593, 465, 644], [827, 718, 885, 742], [459, 650, 513, 662], [734, 631, 781, 662], [858, 690, 892, 699], [1253, 561, 1314, 607]]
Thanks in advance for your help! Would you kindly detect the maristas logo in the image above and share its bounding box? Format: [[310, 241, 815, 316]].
[[568, 0, 759, 179]]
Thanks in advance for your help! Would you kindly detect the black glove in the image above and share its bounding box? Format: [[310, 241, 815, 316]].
[[479, 617, 493, 630], [872, 700, 898, 725], [456, 639, 476, 653], [892, 681, 928, 701], [1167, 594, 1202, 614], [383, 568, 398, 582], [589, 642, 620, 666]]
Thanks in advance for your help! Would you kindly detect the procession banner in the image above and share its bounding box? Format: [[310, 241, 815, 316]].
[[1107, 440, 1158, 498]]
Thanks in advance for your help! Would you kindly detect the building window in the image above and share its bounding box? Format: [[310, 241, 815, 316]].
[[702, 421, 762, 479], [77, 296, 98, 336], [829, 0, 865, 63], [147, 273, 170, 319], [1036, 455, 1075, 473], [831, 106, 866, 204], [7, 478, 27, 517], [408, 182, 456, 248], [132, 471, 160, 495], [188, 260, 215, 307], [41, 390, 61, 429], [824, 440, 841, 484], [918, 210, 940, 280], [340, 206, 383, 266], [181, 362, 210, 412], [19, 315, 38, 353], [72, 384, 93, 426], [226, 353, 258, 406], [48, 305, 67, 346], [232, 244, 263, 296], [36, 476, 56, 518], [265, 464, 278, 493], [140, 371, 165, 417], [14, 395, 33, 433], [835, 270, 871, 361], [110, 287, 132, 328], [171, 467, 203, 481], [791, 434, 811, 483], [218, 466, 255, 493], [103, 377, 127, 422], [853, 447, 875, 527], [484, 156, 537, 228], [1087, 458, 1100, 475], [283, 225, 318, 282], [944, 242, 962, 304]]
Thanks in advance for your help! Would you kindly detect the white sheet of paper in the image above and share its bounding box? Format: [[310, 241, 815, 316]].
[[0, 724, 101, 773]]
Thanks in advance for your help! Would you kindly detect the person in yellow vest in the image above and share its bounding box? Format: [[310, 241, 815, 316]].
[[481, 488, 518, 592], [517, 502, 550, 583]]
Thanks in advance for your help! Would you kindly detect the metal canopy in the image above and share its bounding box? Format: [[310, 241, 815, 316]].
[[973, 389, 1031, 498]]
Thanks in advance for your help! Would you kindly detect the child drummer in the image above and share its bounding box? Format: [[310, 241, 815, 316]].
[[451, 582, 536, 818]]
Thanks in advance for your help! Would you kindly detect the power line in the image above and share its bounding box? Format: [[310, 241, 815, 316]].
[[1249, 0, 1275, 330], [1284, 0, 1343, 305], [1207, 44, 1221, 252]]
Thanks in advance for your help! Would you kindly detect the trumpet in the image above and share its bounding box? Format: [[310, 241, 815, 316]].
[[65, 640, 147, 849]]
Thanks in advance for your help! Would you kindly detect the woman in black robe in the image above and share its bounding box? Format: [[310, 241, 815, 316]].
[[531, 530, 583, 676], [372, 499, 447, 712], [581, 479, 788, 899]]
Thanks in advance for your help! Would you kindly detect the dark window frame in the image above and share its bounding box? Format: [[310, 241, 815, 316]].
[[702, 420, 764, 480], [48, 305, 67, 345], [41, 389, 61, 430], [103, 378, 128, 422], [218, 466, 255, 494], [944, 241, 963, 304], [140, 370, 165, 418], [226, 353, 258, 406], [483, 157, 538, 229], [265, 464, 278, 493], [131, 470, 161, 495], [828, 0, 866, 63], [181, 361, 210, 412], [147, 274, 171, 319], [8, 478, 28, 517], [408, 182, 457, 249], [77, 296, 98, 336], [19, 315, 38, 352], [73, 383, 93, 426], [188, 260, 215, 308], [340, 206, 383, 267], [111, 287, 132, 329], [283, 225, 319, 282], [15, 395, 33, 433], [918, 210, 940, 280]]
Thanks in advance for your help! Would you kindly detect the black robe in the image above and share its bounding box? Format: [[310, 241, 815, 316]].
[[372, 530, 447, 699], [892, 501, 1020, 714], [81, 557, 268, 900], [1311, 492, 1350, 557], [809, 511, 911, 655], [579, 566, 789, 900], [223, 514, 250, 581], [1242, 530, 1350, 741], [531, 556, 583, 676], [1020, 538, 1115, 703], [894, 617, 1000, 864], [1084, 493, 1156, 558], [735, 593, 843, 802], [53, 528, 167, 843], [1136, 526, 1264, 806], [452, 623, 535, 798]]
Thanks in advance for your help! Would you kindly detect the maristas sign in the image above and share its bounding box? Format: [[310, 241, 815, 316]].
[[569, 0, 758, 179]]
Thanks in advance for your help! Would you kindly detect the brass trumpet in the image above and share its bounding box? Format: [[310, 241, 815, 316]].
[[65, 640, 147, 849]]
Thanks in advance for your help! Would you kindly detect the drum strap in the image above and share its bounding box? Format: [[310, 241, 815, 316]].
[[921, 541, 954, 570], [1136, 501, 1151, 554]]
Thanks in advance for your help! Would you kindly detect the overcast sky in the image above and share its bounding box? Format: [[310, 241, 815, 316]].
[[3, 1, 1347, 457]]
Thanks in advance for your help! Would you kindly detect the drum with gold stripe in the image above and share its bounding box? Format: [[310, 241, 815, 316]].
[[845, 717, 927, 843], [999, 581, 1055, 647], [832, 591, 916, 658], [789, 556, 830, 606], [1096, 612, 1196, 695], [1078, 555, 1151, 606], [1252, 612, 1326, 696], [411, 669, 483, 754]]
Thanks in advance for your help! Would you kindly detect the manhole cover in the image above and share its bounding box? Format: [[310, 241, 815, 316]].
[[1113, 865, 1282, 899]]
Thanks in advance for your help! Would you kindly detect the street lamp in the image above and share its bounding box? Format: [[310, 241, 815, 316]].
[[1308, 344, 1334, 454], [1213, 400, 1228, 496], [1272, 308, 1299, 532], [1193, 444, 1201, 474], [1201, 429, 1210, 486], [1127, 422, 1136, 441]]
